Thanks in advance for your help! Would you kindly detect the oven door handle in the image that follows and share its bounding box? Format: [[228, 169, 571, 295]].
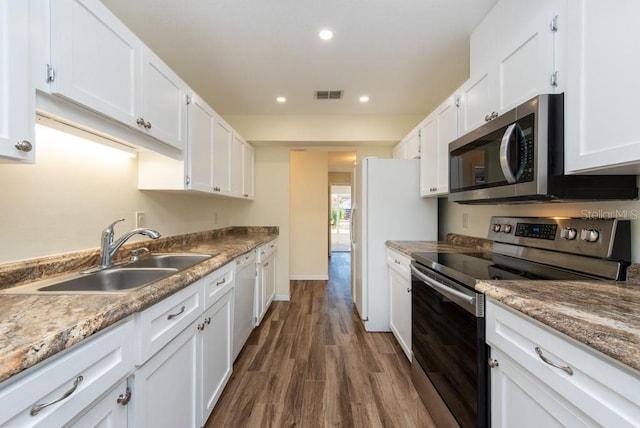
[[410, 264, 476, 306]]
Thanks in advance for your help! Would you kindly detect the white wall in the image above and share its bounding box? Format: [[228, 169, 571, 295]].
[[290, 151, 329, 279], [0, 126, 231, 263]]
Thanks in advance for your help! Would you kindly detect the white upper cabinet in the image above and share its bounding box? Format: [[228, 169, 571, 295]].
[[187, 92, 215, 192], [394, 128, 420, 160], [0, 1, 34, 163], [50, 0, 140, 126], [230, 134, 244, 197], [420, 94, 458, 197], [49, 0, 186, 151], [564, 0, 640, 174], [140, 48, 186, 150], [242, 141, 255, 199], [213, 114, 232, 195], [460, 0, 564, 136]]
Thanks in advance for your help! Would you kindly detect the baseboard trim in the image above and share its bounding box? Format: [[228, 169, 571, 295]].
[[274, 294, 290, 302], [289, 275, 329, 281]]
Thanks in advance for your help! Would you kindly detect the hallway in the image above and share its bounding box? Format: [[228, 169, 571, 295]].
[[206, 252, 434, 427]]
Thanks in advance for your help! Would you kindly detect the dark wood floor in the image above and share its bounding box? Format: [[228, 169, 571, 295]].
[[205, 252, 435, 427]]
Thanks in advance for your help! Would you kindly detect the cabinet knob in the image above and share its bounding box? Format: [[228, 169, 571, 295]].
[[144, 121, 152, 129], [204, 317, 211, 325], [136, 117, 146, 126], [117, 387, 132, 406], [14, 140, 33, 152], [406, 288, 411, 293], [488, 358, 499, 368], [197, 323, 205, 331]]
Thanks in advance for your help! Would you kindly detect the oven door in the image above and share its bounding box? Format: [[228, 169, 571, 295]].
[[410, 262, 488, 428]]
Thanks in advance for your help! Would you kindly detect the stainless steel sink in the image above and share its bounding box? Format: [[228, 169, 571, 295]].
[[0, 253, 213, 294], [36, 268, 177, 293], [123, 253, 213, 270]]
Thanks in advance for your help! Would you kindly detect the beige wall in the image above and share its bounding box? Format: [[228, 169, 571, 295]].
[[0, 127, 231, 263], [329, 172, 351, 185], [439, 183, 640, 262], [289, 151, 329, 279], [228, 146, 291, 299]]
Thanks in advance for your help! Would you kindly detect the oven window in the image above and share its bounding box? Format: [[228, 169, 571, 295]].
[[412, 272, 487, 428]]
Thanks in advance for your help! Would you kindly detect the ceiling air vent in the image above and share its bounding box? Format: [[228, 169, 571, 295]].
[[315, 90, 343, 100]]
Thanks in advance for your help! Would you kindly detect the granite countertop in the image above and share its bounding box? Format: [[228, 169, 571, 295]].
[[386, 237, 640, 375], [0, 227, 278, 383]]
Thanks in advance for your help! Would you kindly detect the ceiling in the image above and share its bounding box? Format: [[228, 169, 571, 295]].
[[101, 0, 497, 118]]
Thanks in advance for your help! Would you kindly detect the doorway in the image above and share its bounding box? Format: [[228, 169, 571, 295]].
[[330, 185, 351, 252]]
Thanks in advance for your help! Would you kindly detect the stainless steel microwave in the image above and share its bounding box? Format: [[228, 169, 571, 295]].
[[448, 94, 637, 204]]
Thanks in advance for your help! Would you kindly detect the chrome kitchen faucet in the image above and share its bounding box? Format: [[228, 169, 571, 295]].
[[98, 219, 161, 269]]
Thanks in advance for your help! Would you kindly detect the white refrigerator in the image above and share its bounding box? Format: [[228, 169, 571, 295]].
[[351, 158, 437, 332]]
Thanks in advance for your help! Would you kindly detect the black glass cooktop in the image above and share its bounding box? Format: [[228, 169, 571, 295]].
[[412, 251, 599, 288]]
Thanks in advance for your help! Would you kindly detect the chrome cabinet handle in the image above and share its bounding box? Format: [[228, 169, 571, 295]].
[[117, 387, 132, 406], [136, 117, 146, 126], [15, 140, 33, 152], [535, 347, 573, 375], [31, 376, 83, 415], [167, 305, 185, 320], [144, 121, 152, 129], [484, 114, 491, 122], [264, 262, 269, 267], [204, 317, 211, 325], [197, 323, 205, 331]]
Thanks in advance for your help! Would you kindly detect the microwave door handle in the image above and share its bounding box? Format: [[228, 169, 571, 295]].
[[499, 123, 518, 184]]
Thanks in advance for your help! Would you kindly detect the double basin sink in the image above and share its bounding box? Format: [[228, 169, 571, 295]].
[[2, 254, 213, 294]]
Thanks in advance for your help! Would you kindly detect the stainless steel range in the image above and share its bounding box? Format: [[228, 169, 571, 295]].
[[410, 216, 631, 428]]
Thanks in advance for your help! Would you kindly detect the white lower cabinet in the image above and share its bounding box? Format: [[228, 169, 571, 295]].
[[386, 248, 412, 361], [200, 288, 233, 424], [487, 299, 640, 427], [130, 319, 200, 428], [65, 379, 130, 428], [0, 317, 135, 428], [255, 239, 278, 326]]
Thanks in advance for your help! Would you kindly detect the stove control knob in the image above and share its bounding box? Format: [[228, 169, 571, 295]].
[[502, 224, 512, 233], [581, 228, 600, 243], [560, 227, 577, 240], [492, 224, 502, 233]]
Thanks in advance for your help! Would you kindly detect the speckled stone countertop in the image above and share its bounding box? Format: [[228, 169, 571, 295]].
[[0, 227, 278, 383], [386, 235, 640, 375]]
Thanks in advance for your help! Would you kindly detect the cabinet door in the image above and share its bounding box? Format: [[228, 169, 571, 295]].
[[435, 96, 457, 194], [242, 142, 255, 199], [201, 289, 233, 425], [419, 115, 437, 196], [403, 130, 420, 159], [0, 0, 34, 163], [140, 48, 186, 150], [131, 321, 199, 428], [65, 380, 129, 428], [263, 253, 277, 310], [230, 134, 244, 197], [187, 93, 214, 192], [565, 0, 640, 174], [212, 115, 232, 194], [50, 0, 140, 126], [458, 71, 496, 136], [489, 348, 595, 428], [389, 267, 411, 361]]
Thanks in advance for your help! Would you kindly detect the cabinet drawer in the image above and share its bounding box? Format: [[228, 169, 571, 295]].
[[0, 317, 134, 427], [204, 262, 235, 309], [256, 239, 277, 263], [487, 299, 640, 427], [386, 248, 411, 275], [136, 282, 202, 364]]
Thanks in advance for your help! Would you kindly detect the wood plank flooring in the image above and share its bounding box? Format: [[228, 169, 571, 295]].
[[205, 252, 436, 428]]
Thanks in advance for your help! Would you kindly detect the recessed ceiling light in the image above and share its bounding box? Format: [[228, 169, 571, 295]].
[[276, 96, 286, 103], [319, 29, 334, 41], [359, 95, 370, 103]]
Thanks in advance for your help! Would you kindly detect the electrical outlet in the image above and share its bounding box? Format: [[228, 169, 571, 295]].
[[462, 213, 469, 229], [135, 211, 145, 228]]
